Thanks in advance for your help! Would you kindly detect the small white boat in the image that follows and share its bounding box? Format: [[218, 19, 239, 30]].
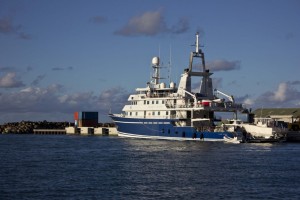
[[223, 118, 287, 142], [223, 135, 240, 144]]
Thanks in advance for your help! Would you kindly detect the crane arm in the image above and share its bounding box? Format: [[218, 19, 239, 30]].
[[214, 89, 235, 103], [182, 89, 197, 108]]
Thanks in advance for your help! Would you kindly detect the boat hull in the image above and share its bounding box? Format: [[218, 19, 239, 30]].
[[110, 115, 234, 141]]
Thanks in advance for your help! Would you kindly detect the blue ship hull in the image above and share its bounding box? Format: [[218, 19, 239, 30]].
[[110, 115, 234, 141]]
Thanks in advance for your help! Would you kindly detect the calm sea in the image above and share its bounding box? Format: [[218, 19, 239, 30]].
[[0, 134, 299, 200]]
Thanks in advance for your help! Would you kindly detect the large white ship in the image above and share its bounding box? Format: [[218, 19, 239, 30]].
[[110, 33, 245, 141]]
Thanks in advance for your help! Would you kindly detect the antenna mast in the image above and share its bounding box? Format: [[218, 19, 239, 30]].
[[151, 56, 160, 85], [188, 32, 207, 73], [168, 44, 172, 83], [196, 33, 199, 54]]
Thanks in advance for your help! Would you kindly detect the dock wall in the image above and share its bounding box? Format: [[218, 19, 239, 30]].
[[286, 131, 300, 142], [65, 127, 118, 136], [33, 129, 66, 134], [32, 127, 118, 136]]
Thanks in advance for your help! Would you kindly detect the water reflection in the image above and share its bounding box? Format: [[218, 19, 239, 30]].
[[120, 137, 224, 153], [244, 143, 284, 152]]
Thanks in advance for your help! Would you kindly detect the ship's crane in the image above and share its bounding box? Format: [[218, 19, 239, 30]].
[[183, 89, 197, 108], [214, 89, 235, 103]]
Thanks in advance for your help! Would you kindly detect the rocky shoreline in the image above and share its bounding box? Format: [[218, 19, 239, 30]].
[[0, 121, 116, 134], [0, 121, 72, 134]]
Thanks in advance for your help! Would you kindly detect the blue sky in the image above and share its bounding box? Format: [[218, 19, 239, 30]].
[[0, 0, 299, 123]]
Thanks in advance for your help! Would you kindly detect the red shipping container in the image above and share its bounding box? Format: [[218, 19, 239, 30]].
[[74, 112, 79, 120]]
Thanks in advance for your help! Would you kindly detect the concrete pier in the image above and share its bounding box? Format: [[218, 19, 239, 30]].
[[33, 127, 118, 136], [94, 127, 118, 136], [65, 127, 118, 136]]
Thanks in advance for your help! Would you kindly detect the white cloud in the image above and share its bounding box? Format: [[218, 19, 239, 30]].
[[20, 87, 35, 93], [243, 98, 254, 106], [0, 79, 298, 123], [115, 9, 167, 36], [225, 81, 300, 111], [0, 85, 129, 123], [98, 87, 129, 109], [251, 81, 300, 109], [0, 72, 25, 88], [270, 82, 287, 102], [115, 8, 189, 36], [207, 60, 241, 72]]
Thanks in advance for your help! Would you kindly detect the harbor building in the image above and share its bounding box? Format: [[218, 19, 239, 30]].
[[253, 108, 300, 124], [253, 108, 300, 141]]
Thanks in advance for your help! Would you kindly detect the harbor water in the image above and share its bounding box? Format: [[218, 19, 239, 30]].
[[0, 134, 299, 199]]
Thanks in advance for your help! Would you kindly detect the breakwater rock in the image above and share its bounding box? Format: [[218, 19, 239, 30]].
[[0, 121, 72, 134]]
